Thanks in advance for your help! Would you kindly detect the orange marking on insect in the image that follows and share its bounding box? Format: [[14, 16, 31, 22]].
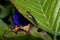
[[13, 24, 32, 33], [13, 25, 20, 32]]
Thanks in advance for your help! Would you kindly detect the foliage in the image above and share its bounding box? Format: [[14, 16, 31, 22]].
[[0, 0, 60, 40], [11, 0, 60, 40]]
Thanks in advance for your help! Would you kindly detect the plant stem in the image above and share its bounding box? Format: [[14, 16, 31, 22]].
[[54, 33, 57, 40]]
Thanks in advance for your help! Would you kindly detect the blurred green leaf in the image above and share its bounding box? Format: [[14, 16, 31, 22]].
[[31, 27, 52, 40], [0, 19, 8, 36], [0, 19, 7, 27], [11, 0, 60, 36], [0, 5, 10, 18]]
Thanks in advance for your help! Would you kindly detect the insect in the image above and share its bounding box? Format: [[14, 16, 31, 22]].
[[3, 10, 33, 38], [3, 9, 42, 38], [11, 10, 34, 33]]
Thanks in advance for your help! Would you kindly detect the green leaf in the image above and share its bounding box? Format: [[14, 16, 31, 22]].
[[31, 27, 52, 40], [0, 19, 8, 27], [0, 5, 10, 18], [11, 0, 60, 36], [0, 19, 8, 36]]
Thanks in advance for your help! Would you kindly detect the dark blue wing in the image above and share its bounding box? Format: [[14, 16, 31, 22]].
[[12, 10, 21, 26], [13, 10, 30, 26], [11, 10, 31, 30]]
